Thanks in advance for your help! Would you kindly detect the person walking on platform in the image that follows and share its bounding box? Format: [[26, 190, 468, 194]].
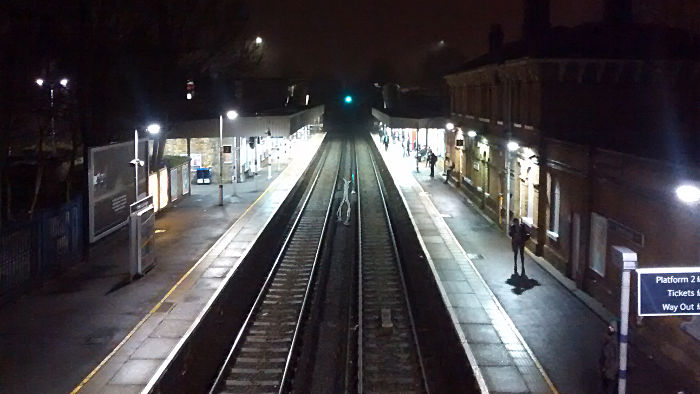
[[429, 151, 437, 177], [508, 218, 530, 275], [383, 134, 389, 151], [444, 156, 455, 184], [599, 323, 619, 394]]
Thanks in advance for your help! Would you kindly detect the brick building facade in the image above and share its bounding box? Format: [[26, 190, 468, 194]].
[[445, 21, 700, 382]]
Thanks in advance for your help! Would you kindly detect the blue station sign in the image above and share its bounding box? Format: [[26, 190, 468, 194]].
[[637, 267, 700, 316]]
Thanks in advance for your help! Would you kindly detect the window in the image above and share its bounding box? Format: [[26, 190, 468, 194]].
[[548, 177, 560, 238], [223, 145, 233, 163], [589, 212, 608, 276]]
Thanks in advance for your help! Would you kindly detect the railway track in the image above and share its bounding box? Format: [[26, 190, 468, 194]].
[[208, 136, 428, 393], [355, 136, 428, 393], [210, 139, 344, 394]]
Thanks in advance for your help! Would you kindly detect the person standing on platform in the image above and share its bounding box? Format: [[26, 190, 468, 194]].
[[415, 149, 421, 173], [508, 218, 530, 275], [383, 134, 389, 151], [599, 323, 619, 394], [444, 156, 455, 184], [429, 151, 437, 177]]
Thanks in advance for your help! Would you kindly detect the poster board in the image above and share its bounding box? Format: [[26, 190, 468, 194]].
[[88, 139, 149, 243]]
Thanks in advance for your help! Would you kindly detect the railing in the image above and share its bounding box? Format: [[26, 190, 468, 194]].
[[1, 195, 83, 303]]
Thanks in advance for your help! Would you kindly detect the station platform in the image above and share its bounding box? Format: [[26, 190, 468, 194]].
[[0, 134, 325, 394], [373, 134, 694, 393]]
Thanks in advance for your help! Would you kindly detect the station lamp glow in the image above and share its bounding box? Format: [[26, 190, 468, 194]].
[[446, 122, 455, 131], [344, 95, 353, 104], [226, 110, 239, 120], [676, 184, 700, 204], [146, 123, 161, 134], [467, 130, 477, 138], [507, 141, 519, 152]]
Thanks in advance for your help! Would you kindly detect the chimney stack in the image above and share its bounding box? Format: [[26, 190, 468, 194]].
[[604, 0, 633, 24], [489, 24, 504, 53], [522, 0, 551, 40]]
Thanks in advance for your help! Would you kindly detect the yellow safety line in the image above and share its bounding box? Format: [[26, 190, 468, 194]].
[[70, 183, 275, 394]]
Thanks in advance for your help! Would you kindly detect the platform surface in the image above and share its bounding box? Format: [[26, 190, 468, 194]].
[[0, 134, 324, 394], [374, 133, 697, 393]]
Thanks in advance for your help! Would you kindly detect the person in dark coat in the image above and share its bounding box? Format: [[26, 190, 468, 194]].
[[508, 218, 531, 275], [383, 135, 389, 151], [429, 151, 437, 177], [599, 323, 619, 394]]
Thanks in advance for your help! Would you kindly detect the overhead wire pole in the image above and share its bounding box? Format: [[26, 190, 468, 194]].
[[220, 110, 238, 202], [219, 114, 224, 206]]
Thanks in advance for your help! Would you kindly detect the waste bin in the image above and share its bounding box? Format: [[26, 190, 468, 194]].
[[196, 167, 212, 184]]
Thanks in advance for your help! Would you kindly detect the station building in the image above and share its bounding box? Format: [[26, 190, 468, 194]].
[[444, 8, 700, 382], [371, 108, 449, 158], [163, 105, 324, 185]]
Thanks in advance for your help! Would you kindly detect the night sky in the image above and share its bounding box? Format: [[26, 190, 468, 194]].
[[248, 0, 603, 82]]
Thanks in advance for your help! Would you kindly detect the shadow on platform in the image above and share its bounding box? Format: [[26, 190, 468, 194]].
[[506, 273, 541, 295]]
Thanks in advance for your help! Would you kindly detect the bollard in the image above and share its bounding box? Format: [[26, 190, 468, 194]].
[[611, 246, 637, 394]]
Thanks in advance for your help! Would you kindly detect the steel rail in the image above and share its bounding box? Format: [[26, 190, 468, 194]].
[[277, 139, 345, 393], [361, 137, 430, 393], [209, 141, 339, 393], [355, 136, 365, 394]]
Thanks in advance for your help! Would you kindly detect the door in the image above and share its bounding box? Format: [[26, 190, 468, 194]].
[[571, 213, 582, 286]]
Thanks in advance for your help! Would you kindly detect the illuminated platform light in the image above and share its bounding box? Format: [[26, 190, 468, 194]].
[[344, 95, 353, 104], [467, 130, 477, 138], [676, 184, 700, 204], [146, 124, 161, 134], [507, 141, 519, 151]]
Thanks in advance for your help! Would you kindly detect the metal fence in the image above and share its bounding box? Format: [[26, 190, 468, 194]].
[[1, 196, 83, 303]]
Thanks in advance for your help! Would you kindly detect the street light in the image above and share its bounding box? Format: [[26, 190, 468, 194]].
[[467, 130, 477, 138], [146, 123, 161, 134], [219, 110, 239, 205], [255, 36, 263, 45], [446, 122, 455, 131], [676, 184, 700, 204], [35, 77, 69, 156]]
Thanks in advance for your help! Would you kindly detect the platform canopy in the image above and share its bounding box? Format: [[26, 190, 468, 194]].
[[372, 108, 448, 129], [169, 105, 324, 139]]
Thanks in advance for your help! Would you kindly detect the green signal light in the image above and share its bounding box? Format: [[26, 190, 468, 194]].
[[344, 95, 353, 104]]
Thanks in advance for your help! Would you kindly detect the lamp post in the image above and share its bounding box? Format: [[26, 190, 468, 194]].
[[35, 78, 69, 156], [446, 122, 456, 183], [505, 140, 519, 228], [219, 110, 239, 205], [131, 123, 160, 200]]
